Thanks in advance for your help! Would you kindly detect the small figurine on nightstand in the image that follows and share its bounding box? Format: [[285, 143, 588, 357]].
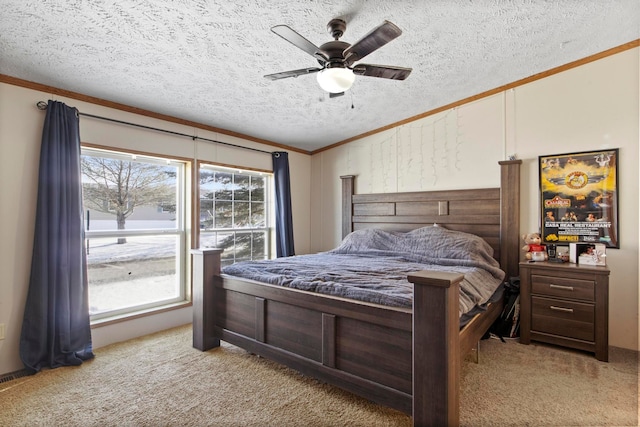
[[522, 233, 548, 261]]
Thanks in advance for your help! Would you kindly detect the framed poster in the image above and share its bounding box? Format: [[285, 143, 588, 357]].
[[539, 149, 619, 248]]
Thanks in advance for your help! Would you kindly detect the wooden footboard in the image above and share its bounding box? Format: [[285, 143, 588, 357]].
[[191, 248, 492, 425]]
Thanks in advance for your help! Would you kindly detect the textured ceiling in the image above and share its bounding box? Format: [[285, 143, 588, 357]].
[[1, 1, 638, 152]]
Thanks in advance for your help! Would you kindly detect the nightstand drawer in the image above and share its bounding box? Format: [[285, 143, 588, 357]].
[[532, 296, 594, 341], [520, 261, 609, 361], [531, 274, 595, 302]]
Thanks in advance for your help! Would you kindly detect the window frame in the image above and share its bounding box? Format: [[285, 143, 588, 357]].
[[198, 162, 273, 264], [81, 147, 188, 322]]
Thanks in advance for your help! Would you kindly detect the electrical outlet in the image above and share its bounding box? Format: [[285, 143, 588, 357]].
[[0, 323, 5, 340]]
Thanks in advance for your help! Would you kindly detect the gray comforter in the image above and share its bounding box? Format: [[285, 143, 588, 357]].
[[221, 226, 505, 317]]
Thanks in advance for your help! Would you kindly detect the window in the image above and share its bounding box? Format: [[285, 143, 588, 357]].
[[81, 148, 187, 320], [199, 165, 271, 266]]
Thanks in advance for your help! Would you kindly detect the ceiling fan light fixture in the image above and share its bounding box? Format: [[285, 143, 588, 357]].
[[316, 67, 355, 93]]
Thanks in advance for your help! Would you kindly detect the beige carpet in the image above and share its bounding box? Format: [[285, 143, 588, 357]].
[[1, 325, 637, 426]]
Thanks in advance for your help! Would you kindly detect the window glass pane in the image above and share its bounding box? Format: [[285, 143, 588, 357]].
[[234, 201, 250, 228], [200, 170, 216, 195], [234, 174, 250, 201], [87, 235, 179, 315], [251, 202, 265, 227], [214, 201, 233, 228], [200, 199, 213, 229], [215, 172, 233, 200], [252, 232, 266, 260], [216, 232, 235, 263], [82, 156, 178, 231], [250, 176, 265, 201], [233, 231, 252, 262], [199, 233, 215, 248]]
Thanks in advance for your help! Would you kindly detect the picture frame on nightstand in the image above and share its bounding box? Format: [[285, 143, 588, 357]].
[[555, 245, 569, 262], [570, 242, 607, 266]]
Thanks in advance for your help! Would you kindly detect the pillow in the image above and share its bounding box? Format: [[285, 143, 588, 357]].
[[330, 226, 502, 278]]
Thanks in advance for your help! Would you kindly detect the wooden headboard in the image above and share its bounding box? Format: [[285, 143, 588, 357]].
[[341, 160, 521, 279]]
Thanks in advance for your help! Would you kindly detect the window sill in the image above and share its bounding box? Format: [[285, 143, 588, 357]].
[[90, 300, 192, 328]]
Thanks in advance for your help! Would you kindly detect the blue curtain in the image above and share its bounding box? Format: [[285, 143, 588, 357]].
[[20, 100, 94, 373], [272, 152, 295, 257]]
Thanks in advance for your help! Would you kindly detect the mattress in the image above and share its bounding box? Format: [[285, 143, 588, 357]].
[[222, 226, 505, 318]]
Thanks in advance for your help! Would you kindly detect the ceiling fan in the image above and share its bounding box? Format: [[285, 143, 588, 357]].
[[264, 18, 412, 96]]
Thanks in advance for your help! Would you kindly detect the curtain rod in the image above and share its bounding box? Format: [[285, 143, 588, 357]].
[[36, 101, 274, 155]]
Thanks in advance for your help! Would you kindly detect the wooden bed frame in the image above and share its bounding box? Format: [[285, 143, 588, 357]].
[[192, 160, 521, 426]]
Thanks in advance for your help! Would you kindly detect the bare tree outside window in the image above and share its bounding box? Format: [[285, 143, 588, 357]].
[[82, 156, 175, 243]]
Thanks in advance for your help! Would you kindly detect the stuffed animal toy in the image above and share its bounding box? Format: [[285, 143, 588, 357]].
[[522, 233, 547, 260]]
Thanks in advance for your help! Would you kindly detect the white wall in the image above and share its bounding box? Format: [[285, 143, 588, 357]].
[[0, 82, 311, 375], [310, 48, 639, 351]]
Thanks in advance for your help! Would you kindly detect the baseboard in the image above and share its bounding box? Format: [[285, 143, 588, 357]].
[[0, 368, 31, 384]]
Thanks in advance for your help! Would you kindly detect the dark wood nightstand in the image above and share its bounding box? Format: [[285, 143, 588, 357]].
[[519, 261, 610, 361]]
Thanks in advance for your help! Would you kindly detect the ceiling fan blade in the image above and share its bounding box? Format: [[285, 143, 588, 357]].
[[343, 21, 402, 66], [352, 64, 412, 80], [264, 67, 322, 81], [271, 25, 327, 62], [329, 91, 344, 98]]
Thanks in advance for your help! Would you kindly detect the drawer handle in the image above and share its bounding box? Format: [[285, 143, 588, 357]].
[[549, 284, 574, 291], [550, 305, 574, 313]]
